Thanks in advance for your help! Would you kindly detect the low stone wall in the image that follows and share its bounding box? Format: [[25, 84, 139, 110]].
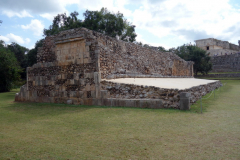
[[211, 53, 240, 72], [207, 49, 238, 57], [100, 80, 222, 109], [196, 73, 240, 78]]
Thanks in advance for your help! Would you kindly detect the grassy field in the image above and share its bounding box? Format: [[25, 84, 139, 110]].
[[198, 71, 240, 75], [207, 72, 240, 74], [0, 80, 240, 159]]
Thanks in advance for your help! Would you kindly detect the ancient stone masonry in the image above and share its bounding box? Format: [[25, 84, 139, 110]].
[[210, 53, 240, 72], [15, 27, 221, 109], [195, 38, 240, 56], [97, 37, 193, 79], [101, 80, 221, 108]]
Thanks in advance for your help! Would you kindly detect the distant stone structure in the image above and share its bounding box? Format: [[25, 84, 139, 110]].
[[15, 28, 221, 109], [211, 53, 240, 72], [195, 38, 240, 56]]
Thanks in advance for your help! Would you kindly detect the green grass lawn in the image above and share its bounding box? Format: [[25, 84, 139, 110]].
[[198, 71, 240, 75], [208, 71, 240, 74], [0, 80, 240, 160]]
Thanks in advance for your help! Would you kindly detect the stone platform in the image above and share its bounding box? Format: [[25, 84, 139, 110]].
[[100, 78, 222, 109], [103, 78, 219, 90]]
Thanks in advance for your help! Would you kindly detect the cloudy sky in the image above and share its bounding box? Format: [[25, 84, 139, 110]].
[[0, 0, 240, 49]]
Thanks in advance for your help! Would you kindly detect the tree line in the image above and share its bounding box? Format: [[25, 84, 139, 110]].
[[0, 8, 212, 92]]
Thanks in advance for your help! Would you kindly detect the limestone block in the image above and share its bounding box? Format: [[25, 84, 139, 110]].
[[118, 99, 126, 107], [78, 98, 84, 105], [139, 100, 151, 108], [83, 99, 93, 105], [134, 100, 140, 107], [92, 98, 100, 106], [180, 92, 191, 110], [151, 99, 163, 109], [77, 91, 84, 98], [63, 91, 67, 97], [70, 91, 77, 97], [95, 87, 100, 99], [90, 91, 96, 98], [74, 73, 79, 80], [94, 72, 101, 85], [62, 74, 66, 79], [67, 99, 73, 104], [84, 51, 90, 58], [84, 73, 90, 78], [101, 90, 109, 99], [70, 79, 74, 85], [79, 79, 85, 85], [85, 84, 90, 91], [125, 99, 135, 107], [43, 96, 51, 103], [76, 58, 81, 64], [83, 58, 89, 63]]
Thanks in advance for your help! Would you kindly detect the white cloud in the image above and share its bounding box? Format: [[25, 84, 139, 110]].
[[0, 0, 133, 20], [0, 0, 72, 18], [1, 0, 240, 48], [130, 0, 240, 47], [2, 10, 33, 18], [21, 19, 44, 36], [40, 13, 55, 21], [0, 33, 30, 45], [25, 38, 31, 44]]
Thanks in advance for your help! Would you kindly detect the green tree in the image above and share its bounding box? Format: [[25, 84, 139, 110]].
[[7, 42, 29, 79], [44, 12, 82, 36], [27, 39, 44, 67], [168, 47, 176, 52], [0, 41, 21, 92], [174, 44, 212, 75], [43, 8, 137, 42], [139, 43, 167, 52], [156, 46, 166, 52]]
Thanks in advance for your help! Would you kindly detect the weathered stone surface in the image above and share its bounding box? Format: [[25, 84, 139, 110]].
[[195, 38, 239, 56], [15, 27, 221, 109], [100, 80, 222, 109], [180, 92, 190, 110], [210, 53, 240, 72]]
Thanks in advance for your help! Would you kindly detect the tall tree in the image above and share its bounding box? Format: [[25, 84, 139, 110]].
[[173, 44, 212, 75], [7, 42, 29, 79], [43, 12, 82, 36], [0, 40, 21, 92], [43, 8, 137, 42]]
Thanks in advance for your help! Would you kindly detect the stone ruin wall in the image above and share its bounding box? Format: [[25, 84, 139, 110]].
[[207, 49, 239, 57], [196, 38, 239, 51], [100, 80, 222, 108], [211, 53, 240, 72], [15, 27, 210, 109], [96, 34, 193, 79], [16, 28, 102, 104]]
